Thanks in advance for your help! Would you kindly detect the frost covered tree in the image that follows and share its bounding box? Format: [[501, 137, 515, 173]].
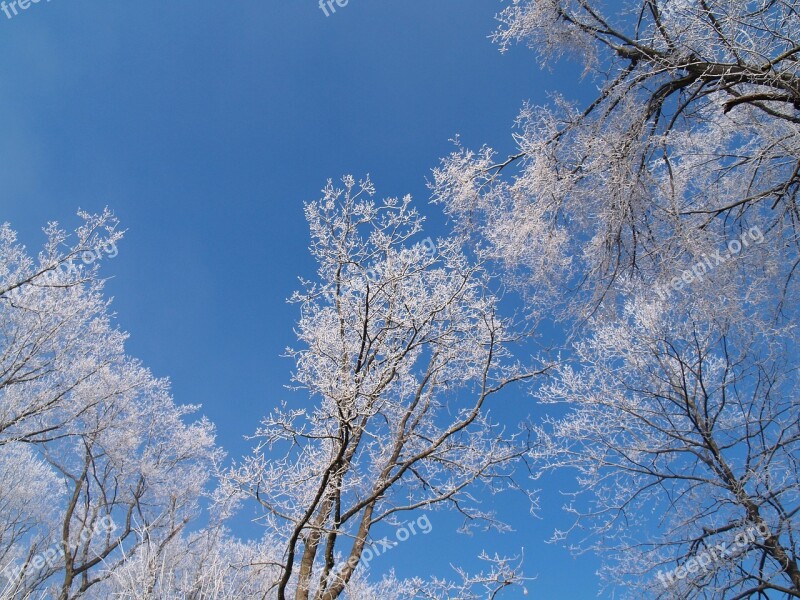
[[532, 277, 800, 598], [430, 1, 800, 598], [220, 177, 541, 599], [0, 212, 219, 600], [433, 0, 799, 312]]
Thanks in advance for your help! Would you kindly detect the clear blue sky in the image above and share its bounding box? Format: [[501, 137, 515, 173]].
[[0, 1, 606, 597]]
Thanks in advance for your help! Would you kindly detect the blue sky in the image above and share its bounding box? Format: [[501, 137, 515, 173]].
[[0, 1, 605, 597]]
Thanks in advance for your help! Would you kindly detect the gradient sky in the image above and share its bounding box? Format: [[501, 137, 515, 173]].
[[0, 1, 607, 597]]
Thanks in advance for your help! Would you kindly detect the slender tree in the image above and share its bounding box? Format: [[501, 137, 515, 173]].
[[532, 282, 800, 598], [219, 176, 542, 599]]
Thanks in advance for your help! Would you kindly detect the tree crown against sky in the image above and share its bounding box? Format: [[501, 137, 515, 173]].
[[218, 176, 542, 600], [433, 0, 799, 318], [0, 212, 220, 599]]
